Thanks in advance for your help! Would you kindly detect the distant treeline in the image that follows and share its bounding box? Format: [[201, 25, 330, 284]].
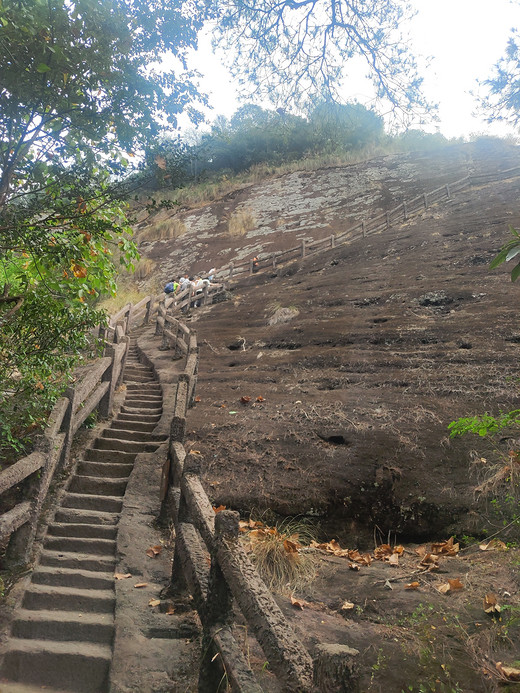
[[143, 103, 453, 190]]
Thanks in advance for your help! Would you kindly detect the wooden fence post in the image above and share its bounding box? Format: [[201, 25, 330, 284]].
[[229, 262, 234, 279], [301, 239, 306, 258], [331, 234, 336, 248], [249, 259, 254, 275], [445, 183, 451, 198], [423, 192, 428, 209], [272, 255, 277, 270]]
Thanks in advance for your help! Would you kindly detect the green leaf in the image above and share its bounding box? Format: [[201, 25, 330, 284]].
[[506, 247, 520, 262], [36, 63, 51, 73], [511, 262, 520, 282], [489, 247, 510, 269]]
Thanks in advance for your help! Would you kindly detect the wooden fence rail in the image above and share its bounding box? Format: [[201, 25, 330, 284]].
[[211, 172, 479, 280], [0, 296, 157, 568]]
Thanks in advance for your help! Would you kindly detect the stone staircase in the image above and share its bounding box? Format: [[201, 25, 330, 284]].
[[0, 342, 167, 692]]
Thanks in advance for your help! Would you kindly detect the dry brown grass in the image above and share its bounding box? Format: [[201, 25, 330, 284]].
[[244, 517, 318, 594], [228, 208, 256, 237], [131, 257, 156, 280], [138, 217, 187, 242]]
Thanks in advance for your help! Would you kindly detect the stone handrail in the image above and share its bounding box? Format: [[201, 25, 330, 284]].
[[0, 296, 156, 568], [155, 313, 354, 692]]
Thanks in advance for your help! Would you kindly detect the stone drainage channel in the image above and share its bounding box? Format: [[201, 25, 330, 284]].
[[0, 341, 167, 692]]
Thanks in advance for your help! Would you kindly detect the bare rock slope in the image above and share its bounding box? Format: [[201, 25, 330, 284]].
[[141, 140, 520, 544]]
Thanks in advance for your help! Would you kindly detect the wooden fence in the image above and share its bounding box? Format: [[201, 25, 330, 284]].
[[212, 166, 520, 281], [0, 299, 155, 569], [156, 319, 358, 692]]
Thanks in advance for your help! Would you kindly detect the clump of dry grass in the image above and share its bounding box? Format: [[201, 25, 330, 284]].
[[98, 288, 148, 315], [228, 208, 256, 237], [131, 257, 156, 280], [244, 517, 318, 594], [138, 217, 187, 242]]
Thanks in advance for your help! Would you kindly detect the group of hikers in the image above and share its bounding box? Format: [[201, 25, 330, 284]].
[[163, 269, 216, 309]]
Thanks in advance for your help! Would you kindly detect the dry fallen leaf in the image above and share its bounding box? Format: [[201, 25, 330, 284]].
[[387, 553, 399, 566], [149, 598, 161, 607], [189, 449, 201, 455], [165, 603, 176, 615], [290, 594, 310, 609], [348, 563, 361, 571], [419, 553, 439, 570], [134, 582, 148, 589], [431, 537, 460, 556], [283, 539, 300, 553], [146, 545, 163, 558], [448, 578, 464, 591], [341, 600, 355, 611], [213, 505, 226, 513], [114, 573, 132, 580], [256, 395, 265, 402], [496, 662, 520, 681], [436, 582, 451, 594], [405, 582, 420, 590], [483, 593, 501, 614], [194, 396, 201, 402], [240, 396, 251, 403], [479, 539, 508, 551]]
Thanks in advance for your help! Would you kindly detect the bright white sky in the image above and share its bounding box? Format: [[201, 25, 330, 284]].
[[184, 0, 519, 139]]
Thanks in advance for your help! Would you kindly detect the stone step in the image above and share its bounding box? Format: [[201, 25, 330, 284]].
[[1, 638, 111, 692], [123, 364, 150, 373], [31, 565, 114, 590], [77, 460, 134, 479], [125, 383, 161, 392], [47, 522, 117, 541], [39, 550, 116, 572], [54, 507, 120, 526], [92, 437, 162, 453], [11, 609, 114, 645], [102, 428, 167, 443], [110, 420, 157, 432], [123, 374, 156, 383], [120, 405, 162, 417], [43, 535, 116, 557], [68, 475, 128, 497], [116, 411, 161, 423], [121, 398, 164, 410], [60, 492, 123, 514], [84, 448, 136, 464], [0, 682, 65, 692], [124, 392, 162, 401], [22, 584, 115, 613]]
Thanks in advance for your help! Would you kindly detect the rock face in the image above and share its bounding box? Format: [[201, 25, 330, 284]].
[[143, 141, 520, 546], [136, 140, 520, 290]]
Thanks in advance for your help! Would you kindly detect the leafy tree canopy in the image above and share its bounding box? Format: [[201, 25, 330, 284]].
[[211, 0, 431, 125], [0, 0, 207, 457], [480, 30, 520, 130]]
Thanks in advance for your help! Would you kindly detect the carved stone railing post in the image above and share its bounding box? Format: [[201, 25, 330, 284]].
[[199, 510, 237, 692]]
